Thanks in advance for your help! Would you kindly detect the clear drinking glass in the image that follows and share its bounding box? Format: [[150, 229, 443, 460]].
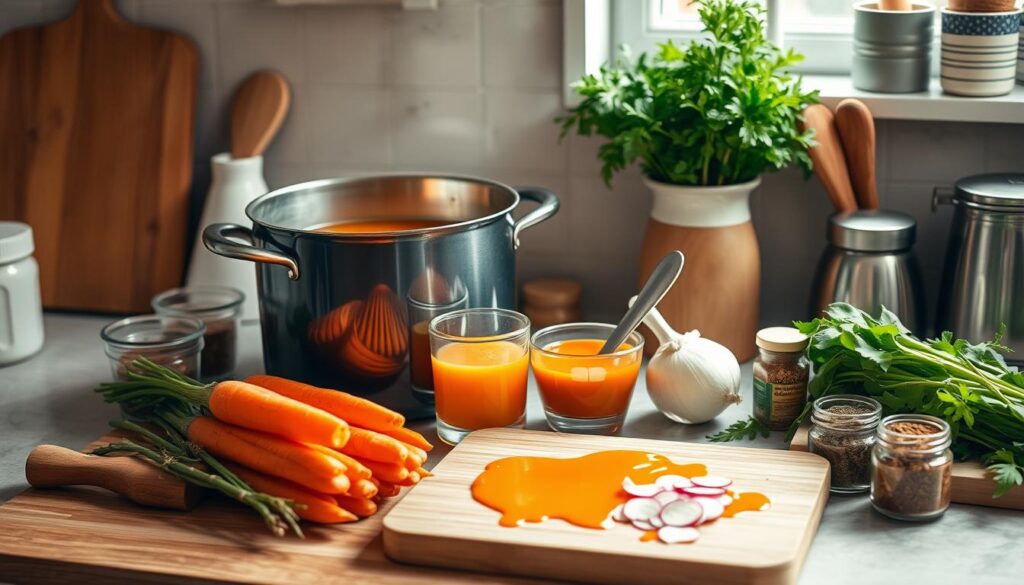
[[407, 289, 469, 406], [428, 308, 531, 445], [530, 323, 643, 434], [152, 286, 244, 381]]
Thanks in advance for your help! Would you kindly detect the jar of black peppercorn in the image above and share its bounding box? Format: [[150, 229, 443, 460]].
[[152, 286, 244, 381], [752, 327, 810, 431], [809, 395, 882, 494], [871, 414, 953, 521]]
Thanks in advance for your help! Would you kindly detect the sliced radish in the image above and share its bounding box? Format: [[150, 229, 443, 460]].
[[622, 477, 663, 498], [659, 500, 704, 527], [691, 475, 732, 489], [657, 526, 700, 544], [653, 490, 679, 506], [655, 474, 687, 490], [610, 504, 627, 523], [696, 497, 725, 523], [623, 497, 661, 521], [718, 494, 734, 507], [649, 515, 665, 528], [631, 519, 656, 531], [682, 486, 726, 498], [672, 477, 694, 490]]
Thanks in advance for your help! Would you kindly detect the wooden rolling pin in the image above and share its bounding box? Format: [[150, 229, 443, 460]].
[[801, 104, 858, 213], [25, 445, 204, 511]]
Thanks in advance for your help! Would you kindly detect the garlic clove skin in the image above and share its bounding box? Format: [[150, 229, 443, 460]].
[[646, 330, 742, 425]]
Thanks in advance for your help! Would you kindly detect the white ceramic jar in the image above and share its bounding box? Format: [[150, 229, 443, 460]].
[[0, 222, 44, 365]]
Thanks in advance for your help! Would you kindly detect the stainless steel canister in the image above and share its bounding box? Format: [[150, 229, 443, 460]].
[[935, 174, 1024, 364], [810, 210, 925, 330], [853, 2, 935, 93], [202, 175, 559, 412]]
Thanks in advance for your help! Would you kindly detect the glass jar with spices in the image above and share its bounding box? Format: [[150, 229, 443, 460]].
[[809, 395, 882, 494], [152, 286, 244, 381], [871, 414, 953, 521], [752, 327, 809, 430]]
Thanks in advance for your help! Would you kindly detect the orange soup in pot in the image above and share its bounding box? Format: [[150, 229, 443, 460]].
[[313, 219, 449, 234]]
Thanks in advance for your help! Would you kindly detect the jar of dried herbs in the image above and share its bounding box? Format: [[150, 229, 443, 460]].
[[809, 395, 882, 494], [752, 327, 809, 430], [871, 414, 953, 521]]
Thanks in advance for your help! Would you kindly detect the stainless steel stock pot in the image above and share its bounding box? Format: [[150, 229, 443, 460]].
[[202, 174, 559, 398]]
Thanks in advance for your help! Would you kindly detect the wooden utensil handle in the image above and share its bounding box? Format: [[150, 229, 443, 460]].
[[25, 445, 200, 510]]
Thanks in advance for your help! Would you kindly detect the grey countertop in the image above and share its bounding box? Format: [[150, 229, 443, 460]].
[[1, 314, 1021, 585]]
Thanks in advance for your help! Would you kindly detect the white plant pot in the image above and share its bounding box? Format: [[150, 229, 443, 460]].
[[646, 177, 761, 227]]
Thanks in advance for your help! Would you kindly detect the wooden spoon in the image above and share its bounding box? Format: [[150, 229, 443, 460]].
[[800, 104, 858, 213], [879, 0, 912, 10], [230, 70, 291, 159], [25, 444, 204, 510], [835, 99, 879, 210]]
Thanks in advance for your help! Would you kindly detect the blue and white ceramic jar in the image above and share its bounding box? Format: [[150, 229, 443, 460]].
[[1017, 11, 1024, 83], [941, 8, 1022, 97]]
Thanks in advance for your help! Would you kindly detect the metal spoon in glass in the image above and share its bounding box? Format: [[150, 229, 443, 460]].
[[598, 250, 684, 355]]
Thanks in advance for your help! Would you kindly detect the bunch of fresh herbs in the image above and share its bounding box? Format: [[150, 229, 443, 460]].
[[558, 0, 818, 187], [711, 303, 1024, 498]]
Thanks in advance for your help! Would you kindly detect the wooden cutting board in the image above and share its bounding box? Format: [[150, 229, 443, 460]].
[[0, 432, 542, 585], [383, 429, 830, 585], [0, 0, 197, 313], [790, 424, 1024, 510]]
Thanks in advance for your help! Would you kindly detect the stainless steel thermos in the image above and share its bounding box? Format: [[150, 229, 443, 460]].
[[810, 210, 925, 331], [935, 174, 1024, 364]]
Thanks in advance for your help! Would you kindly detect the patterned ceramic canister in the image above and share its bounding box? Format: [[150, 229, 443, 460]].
[[941, 8, 1022, 96], [1017, 12, 1023, 83]]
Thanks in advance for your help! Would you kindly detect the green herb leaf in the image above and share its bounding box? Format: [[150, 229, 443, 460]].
[[706, 417, 770, 442]]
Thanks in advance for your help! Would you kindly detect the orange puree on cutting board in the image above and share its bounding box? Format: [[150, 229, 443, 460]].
[[531, 338, 641, 419], [432, 341, 529, 430], [471, 450, 770, 532]]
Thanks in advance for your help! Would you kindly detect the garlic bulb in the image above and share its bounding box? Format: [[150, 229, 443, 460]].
[[633, 299, 741, 424]]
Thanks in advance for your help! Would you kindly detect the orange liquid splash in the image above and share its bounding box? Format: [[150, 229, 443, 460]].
[[471, 450, 770, 537]]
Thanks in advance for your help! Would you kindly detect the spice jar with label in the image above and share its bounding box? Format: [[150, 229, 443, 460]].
[[752, 327, 809, 430], [809, 394, 882, 494], [871, 414, 953, 521], [152, 286, 244, 381]]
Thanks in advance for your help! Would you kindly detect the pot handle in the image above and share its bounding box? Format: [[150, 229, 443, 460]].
[[202, 223, 300, 280], [512, 186, 560, 250], [932, 186, 954, 212]]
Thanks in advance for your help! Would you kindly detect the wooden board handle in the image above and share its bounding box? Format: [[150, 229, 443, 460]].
[[25, 445, 202, 511], [834, 99, 879, 210], [800, 104, 858, 214]]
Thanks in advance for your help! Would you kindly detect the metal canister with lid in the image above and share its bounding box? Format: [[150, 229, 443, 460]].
[[935, 173, 1024, 363], [809, 210, 926, 330]]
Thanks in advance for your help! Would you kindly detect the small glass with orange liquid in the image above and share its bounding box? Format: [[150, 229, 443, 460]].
[[407, 289, 469, 406], [429, 309, 531, 445], [531, 323, 644, 434]]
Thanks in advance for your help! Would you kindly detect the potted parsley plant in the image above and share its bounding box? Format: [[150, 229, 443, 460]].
[[559, 0, 817, 360]]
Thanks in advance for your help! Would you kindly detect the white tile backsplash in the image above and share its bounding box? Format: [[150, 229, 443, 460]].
[[391, 89, 484, 167], [305, 86, 391, 166], [2, 0, 1019, 324], [391, 0, 480, 88], [484, 90, 568, 171]]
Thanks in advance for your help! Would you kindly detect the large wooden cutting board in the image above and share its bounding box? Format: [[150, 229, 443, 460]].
[[383, 429, 830, 585], [790, 424, 1024, 510], [0, 0, 197, 313], [0, 432, 541, 585]]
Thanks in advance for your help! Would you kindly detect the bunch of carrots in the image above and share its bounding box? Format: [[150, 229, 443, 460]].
[[96, 358, 432, 535]]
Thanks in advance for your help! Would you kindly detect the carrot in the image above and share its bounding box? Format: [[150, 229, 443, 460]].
[[227, 463, 358, 524], [208, 380, 350, 448], [310, 445, 372, 481], [334, 495, 378, 518], [246, 375, 405, 432], [341, 427, 409, 463], [356, 457, 409, 484], [380, 426, 433, 452], [188, 417, 350, 495], [350, 478, 378, 499], [216, 421, 347, 480], [416, 467, 433, 478], [397, 471, 422, 487], [376, 481, 401, 498]]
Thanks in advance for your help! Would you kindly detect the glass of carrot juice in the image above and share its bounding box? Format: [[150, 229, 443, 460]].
[[429, 308, 531, 445], [530, 323, 644, 434]]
